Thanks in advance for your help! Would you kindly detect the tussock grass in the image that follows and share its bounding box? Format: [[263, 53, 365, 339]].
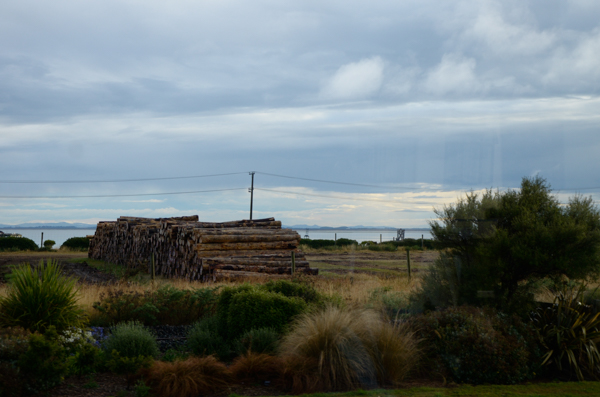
[[229, 352, 283, 383], [142, 356, 231, 397], [279, 305, 420, 392]]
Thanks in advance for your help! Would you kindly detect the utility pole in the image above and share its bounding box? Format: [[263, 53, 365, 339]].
[[249, 171, 255, 220]]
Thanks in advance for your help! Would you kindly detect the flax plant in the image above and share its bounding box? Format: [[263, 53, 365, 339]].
[[0, 259, 85, 332]]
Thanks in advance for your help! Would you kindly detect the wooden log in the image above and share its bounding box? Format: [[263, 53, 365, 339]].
[[200, 234, 299, 243], [195, 241, 298, 251]]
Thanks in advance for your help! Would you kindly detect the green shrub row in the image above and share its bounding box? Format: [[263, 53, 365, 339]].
[[61, 236, 90, 250], [0, 237, 38, 251], [299, 238, 358, 248], [91, 285, 220, 326]]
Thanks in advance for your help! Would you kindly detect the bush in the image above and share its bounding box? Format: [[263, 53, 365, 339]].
[[91, 285, 219, 326], [367, 243, 397, 252], [230, 352, 282, 384], [0, 260, 85, 332], [279, 306, 419, 391], [106, 350, 154, 389], [531, 284, 600, 380], [18, 327, 69, 394], [186, 316, 229, 360], [299, 238, 357, 249], [263, 279, 321, 304], [0, 327, 31, 397], [43, 239, 56, 249], [225, 289, 307, 340], [61, 236, 90, 250], [369, 287, 409, 319], [103, 321, 159, 359], [142, 356, 231, 397], [0, 236, 38, 251], [429, 177, 600, 314], [411, 306, 535, 384], [408, 252, 460, 313], [234, 327, 280, 355]]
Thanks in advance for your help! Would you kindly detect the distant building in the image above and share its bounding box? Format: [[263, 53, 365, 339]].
[[0, 231, 22, 238]]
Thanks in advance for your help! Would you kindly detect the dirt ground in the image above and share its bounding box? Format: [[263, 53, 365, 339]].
[[0, 252, 117, 284]]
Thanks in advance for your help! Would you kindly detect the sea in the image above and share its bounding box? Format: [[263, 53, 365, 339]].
[[0, 227, 432, 248]]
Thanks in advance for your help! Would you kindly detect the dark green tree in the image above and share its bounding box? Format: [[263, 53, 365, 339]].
[[427, 176, 600, 313]]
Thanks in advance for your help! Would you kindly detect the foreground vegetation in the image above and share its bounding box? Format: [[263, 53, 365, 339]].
[[1, 176, 599, 396]]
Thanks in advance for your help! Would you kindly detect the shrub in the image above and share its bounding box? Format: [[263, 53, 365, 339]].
[[186, 316, 229, 360], [71, 341, 102, 376], [230, 352, 283, 383], [91, 285, 219, 326], [142, 356, 231, 397], [369, 287, 409, 319], [531, 284, 600, 380], [234, 327, 280, 355], [408, 251, 459, 313], [0, 260, 85, 332], [103, 321, 159, 358], [43, 239, 56, 249], [61, 236, 90, 250], [0, 327, 31, 397], [18, 327, 69, 394], [367, 243, 397, 252], [279, 305, 419, 391], [106, 350, 153, 389], [225, 289, 307, 339], [0, 236, 38, 251], [299, 238, 357, 249], [263, 279, 321, 304], [411, 306, 534, 384]]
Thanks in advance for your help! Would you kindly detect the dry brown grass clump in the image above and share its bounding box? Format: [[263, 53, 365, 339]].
[[142, 356, 231, 397], [279, 305, 420, 392], [229, 352, 283, 383]]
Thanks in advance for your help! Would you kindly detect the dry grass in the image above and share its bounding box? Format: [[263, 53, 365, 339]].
[[142, 356, 231, 397]]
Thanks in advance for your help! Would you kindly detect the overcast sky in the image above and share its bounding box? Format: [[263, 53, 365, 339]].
[[1, 0, 599, 227]]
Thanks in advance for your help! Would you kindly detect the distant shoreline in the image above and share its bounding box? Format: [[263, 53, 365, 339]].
[[0, 227, 96, 230]]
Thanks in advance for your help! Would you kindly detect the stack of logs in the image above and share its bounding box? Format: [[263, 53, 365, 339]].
[[88, 216, 317, 281]]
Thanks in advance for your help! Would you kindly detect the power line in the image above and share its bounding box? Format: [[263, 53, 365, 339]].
[[0, 188, 246, 199], [255, 172, 444, 191], [0, 172, 247, 184], [255, 188, 437, 204]]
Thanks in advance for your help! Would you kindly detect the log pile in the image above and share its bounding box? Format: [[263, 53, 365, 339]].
[[88, 216, 317, 281]]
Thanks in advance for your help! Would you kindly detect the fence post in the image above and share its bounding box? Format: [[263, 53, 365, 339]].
[[291, 251, 296, 275], [380, 234, 382, 243], [41, 232, 43, 248], [406, 248, 411, 281]]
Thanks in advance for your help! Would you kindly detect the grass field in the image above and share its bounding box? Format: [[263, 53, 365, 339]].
[[297, 382, 600, 397]]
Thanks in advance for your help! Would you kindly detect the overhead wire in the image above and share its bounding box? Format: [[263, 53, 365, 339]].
[[0, 172, 247, 184], [0, 188, 247, 199]]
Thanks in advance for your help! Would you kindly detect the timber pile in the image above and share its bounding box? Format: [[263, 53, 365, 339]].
[[88, 216, 317, 281]]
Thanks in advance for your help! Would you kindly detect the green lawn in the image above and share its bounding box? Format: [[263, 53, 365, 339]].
[[266, 382, 600, 397]]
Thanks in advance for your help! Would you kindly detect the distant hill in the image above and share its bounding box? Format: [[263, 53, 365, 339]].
[[0, 222, 96, 229]]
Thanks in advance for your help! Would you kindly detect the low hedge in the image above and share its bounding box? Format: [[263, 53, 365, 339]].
[[61, 237, 90, 250], [0, 237, 38, 251], [300, 238, 358, 249]]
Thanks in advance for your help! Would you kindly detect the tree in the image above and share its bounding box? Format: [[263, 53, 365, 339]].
[[426, 176, 600, 313]]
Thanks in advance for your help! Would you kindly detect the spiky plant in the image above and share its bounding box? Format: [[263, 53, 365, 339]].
[[0, 260, 85, 333], [532, 284, 600, 380]]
